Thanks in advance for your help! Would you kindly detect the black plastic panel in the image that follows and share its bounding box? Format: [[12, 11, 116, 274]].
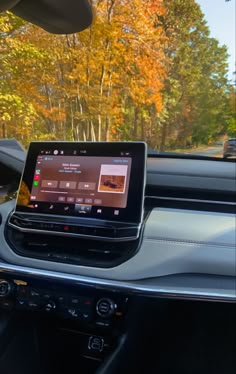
[[5, 226, 142, 268]]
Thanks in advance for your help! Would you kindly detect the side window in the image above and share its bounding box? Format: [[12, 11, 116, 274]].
[[0, 163, 20, 204]]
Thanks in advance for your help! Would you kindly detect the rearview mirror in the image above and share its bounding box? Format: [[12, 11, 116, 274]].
[[0, 0, 93, 34]]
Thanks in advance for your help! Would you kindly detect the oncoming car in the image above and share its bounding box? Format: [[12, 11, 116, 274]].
[[223, 138, 236, 158]]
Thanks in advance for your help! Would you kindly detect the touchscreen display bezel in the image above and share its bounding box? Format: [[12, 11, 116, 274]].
[[15, 142, 146, 224]]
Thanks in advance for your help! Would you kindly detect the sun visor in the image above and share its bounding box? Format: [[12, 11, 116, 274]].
[[0, 0, 93, 34], [0, 0, 20, 12]]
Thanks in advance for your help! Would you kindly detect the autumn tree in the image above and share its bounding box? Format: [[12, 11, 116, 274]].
[[0, 1, 233, 150], [0, 13, 38, 142], [157, 0, 231, 150]]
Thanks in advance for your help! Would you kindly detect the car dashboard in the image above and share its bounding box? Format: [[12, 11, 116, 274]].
[[0, 142, 235, 372], [0, 144, 235, 297], [0, 142, 236, 373]]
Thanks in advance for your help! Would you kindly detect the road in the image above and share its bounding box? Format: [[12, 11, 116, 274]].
[[190, 146, 223, 157]]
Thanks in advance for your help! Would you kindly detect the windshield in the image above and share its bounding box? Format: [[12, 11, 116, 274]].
[[0, 0, 235, 158]]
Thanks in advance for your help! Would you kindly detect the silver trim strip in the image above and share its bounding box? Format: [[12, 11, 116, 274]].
[[10, 211, 141, 226], [0, 262, 235, 303], [7, 221, 140, 242], [146, 196, 236, 206]]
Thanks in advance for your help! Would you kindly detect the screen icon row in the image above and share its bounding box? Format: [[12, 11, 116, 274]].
[[57, 197, 102, 205], [39, 180, 96, 191], [31, 202, 120, 217]]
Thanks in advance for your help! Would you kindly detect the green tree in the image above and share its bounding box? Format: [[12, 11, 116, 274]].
[[157, 0, 230, 150]]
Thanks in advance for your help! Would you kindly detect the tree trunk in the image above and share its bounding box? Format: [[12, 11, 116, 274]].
[[141, 116, 145, 141], [160, 123, 168, 152], [70, 102, 75, 140], [2, 123, 6, 138], [98, 114, 102, 141], [105, 116, 111, 141], [133, 107, 139, 140]]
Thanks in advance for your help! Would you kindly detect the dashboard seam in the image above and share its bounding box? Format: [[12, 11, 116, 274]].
[[143, 237, 236, 248], [145, 196, 236, 206], [147, 171, 235, 179]]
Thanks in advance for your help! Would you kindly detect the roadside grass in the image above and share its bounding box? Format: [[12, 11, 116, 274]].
[[165, 144, 223, 157]]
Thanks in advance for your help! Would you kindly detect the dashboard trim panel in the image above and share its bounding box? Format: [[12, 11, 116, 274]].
[[7, 220, 141, 242], [146, 196, 236, 206], [0, 262, 235, 303]]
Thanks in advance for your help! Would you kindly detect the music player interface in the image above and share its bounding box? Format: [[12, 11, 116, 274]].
[[30, 155, 132, 209]]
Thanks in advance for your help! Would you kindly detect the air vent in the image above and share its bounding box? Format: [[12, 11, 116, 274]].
[[5, 227, 141, 268]]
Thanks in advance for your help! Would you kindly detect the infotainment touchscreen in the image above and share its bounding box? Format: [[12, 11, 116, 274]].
[[15, 142, 146, 223]]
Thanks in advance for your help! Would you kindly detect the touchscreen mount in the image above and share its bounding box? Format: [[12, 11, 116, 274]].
[[9, 142, 146, 241]]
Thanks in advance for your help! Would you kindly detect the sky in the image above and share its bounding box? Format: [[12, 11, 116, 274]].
[[196, 0, 235, 82]]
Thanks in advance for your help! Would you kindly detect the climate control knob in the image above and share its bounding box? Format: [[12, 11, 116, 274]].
[[96, 298, 117, 318], [0, 280, 13, 297], [43, 301, 56, 312]]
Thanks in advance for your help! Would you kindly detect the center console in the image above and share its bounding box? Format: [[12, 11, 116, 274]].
[[0, 277, 127, 330], [5, 141, 146, 267], [0, 275, 129, 373], [2, 141, 146, 372]]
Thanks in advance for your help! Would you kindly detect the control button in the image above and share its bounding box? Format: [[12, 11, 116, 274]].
[[94, 199, 102, 205], [28, 301, 41, 310], [0, 300, 14, 310], [81, 312, 93, 321], [57, 295, 67, 304], [0, 280, 13, 297], [14, 280, 27, 286], [116, 228, 138, 238], [85, 198, 93, 204], [67, 296, 93, 311], [96, 228, 114, 238], [86, 227, 97, 236], [67, 197, 75, 203], [58, 196, 66, 202], [79, 297, 94, 312], [52, 224, 62, 231], [80, 226, 92, 235], [29, 289, 41, 298], [78, 182, 96, 191], [70, 297, 80, 305], [75, 204, 92, 215], [66, 307, 80, 319], [17, 299, 27, 308], [42, 293, 51, 300], [88, 336, 104, 352], [50, 253, 67, 261], [11, 217, 21, 226], [43, 301, 56, 312], [96, 298, 117, 318], [59, 181, 76, 190], [95, 319, 112, 328], [76, 198, 83, 204], [42, 180, 58, 188], [19, 219, 33, 228]]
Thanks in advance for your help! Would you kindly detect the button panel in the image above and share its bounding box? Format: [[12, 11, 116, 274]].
[[96, 298, 117, 318], [9, 215, 139, 241], [0, 280, 14, 297], [88, 336, 104, 352], [0, 279, 127, 330]]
